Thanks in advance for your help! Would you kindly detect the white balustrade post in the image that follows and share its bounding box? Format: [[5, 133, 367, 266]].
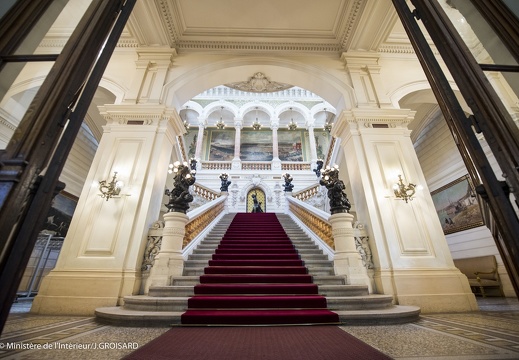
[[330, 212, 372, 291], [147, 212, 188, 286]]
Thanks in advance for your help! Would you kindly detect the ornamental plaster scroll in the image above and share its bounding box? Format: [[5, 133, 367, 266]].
[[141, 220, 165, 271], [230, 183, 240, 207], [354, 236, 374, 270], [225, 73, 293, 93], [239, 174, 273, 202]]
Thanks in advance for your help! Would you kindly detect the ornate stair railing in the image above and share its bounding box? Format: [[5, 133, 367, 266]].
[[286, 196, 373, 271], [286, 196, 334, 250], [293, 184, 321, 202], [140, 195, 227, 274], [183, 196, 226, 249], [192, 183, 219, 201]]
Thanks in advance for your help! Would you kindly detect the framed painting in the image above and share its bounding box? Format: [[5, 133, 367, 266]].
[[40, 191, 78, 237], [431, 175, 484, 235]]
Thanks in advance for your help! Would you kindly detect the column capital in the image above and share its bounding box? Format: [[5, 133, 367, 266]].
[[98, 104, 185, 136], [332, 108, 416, 139], [197, 118, 207, 127]]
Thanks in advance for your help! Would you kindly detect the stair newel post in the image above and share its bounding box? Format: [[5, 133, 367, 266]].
[[320, 165, 371, 291], [148, 212, 189, 286], [330, 213, 372, 291], [149, 161, 196, 286]]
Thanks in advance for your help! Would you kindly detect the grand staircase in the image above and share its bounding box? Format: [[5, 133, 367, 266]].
[[95, 213, 420, 326]]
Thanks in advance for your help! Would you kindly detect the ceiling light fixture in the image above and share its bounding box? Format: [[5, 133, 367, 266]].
[[216, 106, 226, 129], [288, 107, 297, 130], [252, 107, 262, 130]]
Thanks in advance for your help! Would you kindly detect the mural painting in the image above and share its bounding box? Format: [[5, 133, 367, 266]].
[[315, 131, 331, 160], [208, 129, 235, 161], [278, 130, 304, 161], [241, 130, 273, 161], [184, 128, 198, 159]]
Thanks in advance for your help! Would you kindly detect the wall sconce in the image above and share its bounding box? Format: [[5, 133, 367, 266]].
[[392, 175, 417, 203], [98, 172, 124, 201]]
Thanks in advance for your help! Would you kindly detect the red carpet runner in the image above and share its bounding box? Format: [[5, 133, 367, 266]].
[[181, 213, 340, 325]]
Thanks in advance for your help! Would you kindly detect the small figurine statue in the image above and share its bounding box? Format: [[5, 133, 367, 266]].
[[164, 162, 196, 213], [313, 159, 324, 178], [251, 193, 263, 213], [220, 173, 231, 192], [282, 173, 294, 192], [319, 165, 351, 214]]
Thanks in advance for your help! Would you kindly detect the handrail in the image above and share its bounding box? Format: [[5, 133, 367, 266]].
[[324, 137, 336, 167], [201, 161, 232, 170], [192, 183, 219, 201], [293, 184, 320, 201], [281, 162, 311, 171], [183, 195, 227, 248], [286, 196, 334, 249]]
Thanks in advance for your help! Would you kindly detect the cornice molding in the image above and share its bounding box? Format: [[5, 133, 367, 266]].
[[38, 37, 139, 49], [378, 44, 440, 56], [339, 0, 365, 50], [175, 40, 342, 54]]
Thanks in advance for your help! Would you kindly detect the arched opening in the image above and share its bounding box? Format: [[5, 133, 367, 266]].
[[247, 188, 266, 213]]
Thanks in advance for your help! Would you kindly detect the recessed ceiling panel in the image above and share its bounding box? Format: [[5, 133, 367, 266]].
[[176, 0, 344, 38]]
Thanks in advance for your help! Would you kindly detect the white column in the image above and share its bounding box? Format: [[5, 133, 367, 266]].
[[333, 108, 478, 313], [271, 119, 281, 170], [147, 212, 188, 286], [124, 48, 176, 104], [194, 121, 206, 162], [330, 212, 371, 290], [32, 104, 185, 315], [307, 125, 318, 162], [232, 118, 242, 170]]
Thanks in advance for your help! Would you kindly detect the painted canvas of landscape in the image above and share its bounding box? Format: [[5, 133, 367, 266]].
[[278, 130, 304, 161], [209, 130, 235, 161], [241, 130, 273, 161]]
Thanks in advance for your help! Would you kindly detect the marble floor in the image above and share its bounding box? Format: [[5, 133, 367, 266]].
[[1, 297, 519, 360]]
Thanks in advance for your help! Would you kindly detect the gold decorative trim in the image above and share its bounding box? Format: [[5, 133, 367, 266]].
[[183, 201, 225, 248], [289, 202, 334, 249]]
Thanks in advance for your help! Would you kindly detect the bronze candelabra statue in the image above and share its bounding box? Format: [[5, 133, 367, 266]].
[[165, 162, 196, 213], [319, 165, 351, 214], [219, 173, 231, 192], [282, 173, 294, 192], [313, 159, 324, 178]]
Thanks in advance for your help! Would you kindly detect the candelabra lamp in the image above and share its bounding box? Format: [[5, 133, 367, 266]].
[[189, 158, 198, 171], [282, 173, 294, 192], [164, 161, 196, 213], [98, 172, 123, 201], [313, 159, 324, 178], [319, 165, 351, 214], [393, 175, 417, 203], [220, 173, 231, 192]]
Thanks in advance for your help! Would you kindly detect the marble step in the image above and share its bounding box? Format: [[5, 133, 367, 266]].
[[95, 304, 420, 327], [191, 248, 324, 255], [183, 259, 333, 268], [119, 293, 394, 313], [187, 253, 329, 261], [182, 266, 334, 276], [171, 275, 346, 287]]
